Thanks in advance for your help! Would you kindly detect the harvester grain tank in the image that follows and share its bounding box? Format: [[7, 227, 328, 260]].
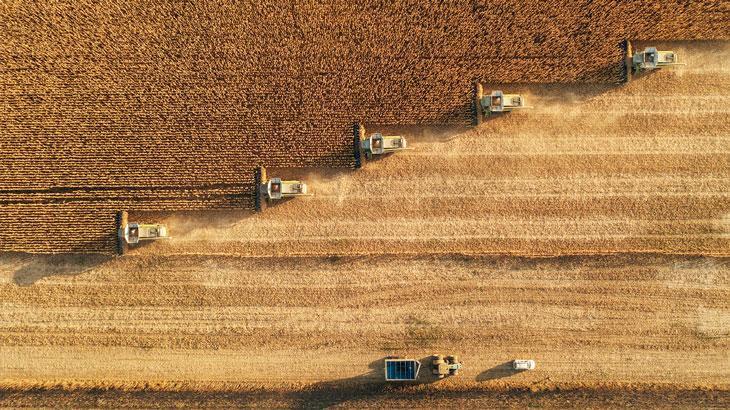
[[356, 123, 408, 160], [475, 83, 530, 124]]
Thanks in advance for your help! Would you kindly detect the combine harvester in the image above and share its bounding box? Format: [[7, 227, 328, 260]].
[[255, 166, 311, 211], [356, 123, 408, 160], [116, 211, 169, 255], [475, 83, 531, 125], [625, 41, 684, 81]]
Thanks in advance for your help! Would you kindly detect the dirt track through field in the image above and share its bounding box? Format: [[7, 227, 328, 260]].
[[134, 42, 730, 258]]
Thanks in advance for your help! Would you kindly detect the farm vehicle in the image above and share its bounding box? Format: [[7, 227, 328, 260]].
[[356, 123, 408, 160], [255, 166, 311, 211], [475, 83, 531, 124], [512, 359, 536, 370], [632, 47, 682, 73], [384, 354, 463, 381], [625, 41, 684, 80], [116, 211, 169, 255]]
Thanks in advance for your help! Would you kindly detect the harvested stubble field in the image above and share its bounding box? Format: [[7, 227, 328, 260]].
[[1, 253, 729, 407], [1, 1, 729, 253]]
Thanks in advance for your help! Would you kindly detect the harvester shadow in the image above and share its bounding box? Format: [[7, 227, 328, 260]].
[[290, 356, 446, 409], [476, 361, 525, 381], [259, 196, 296, 211], [361, 151, 395, 165], [628, 67, 661, 82], [11, 253, 113, 286]]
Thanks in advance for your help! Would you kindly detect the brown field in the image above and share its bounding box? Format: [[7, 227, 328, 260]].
[[1, 1, 729, 407], [1, 385, 729, 408], [1, 1, 729, 253], [1, 253, 729, 407]]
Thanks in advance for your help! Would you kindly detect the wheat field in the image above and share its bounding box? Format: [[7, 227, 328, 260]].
[[1, 1, 729, 407]]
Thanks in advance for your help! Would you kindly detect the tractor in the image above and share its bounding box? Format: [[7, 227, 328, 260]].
[[431, 354, 462, 378]]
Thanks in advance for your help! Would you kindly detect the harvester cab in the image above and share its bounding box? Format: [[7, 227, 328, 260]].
[[121, 222, 169, 244], [632, 47, 682, 73], [431, 354, 462, 378], [475, 83, 530, 124], [266, 177, 308, 200], [357, 123, 408, 159]]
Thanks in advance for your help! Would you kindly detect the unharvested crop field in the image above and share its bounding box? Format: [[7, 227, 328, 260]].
[[1, 1, 729, 253]]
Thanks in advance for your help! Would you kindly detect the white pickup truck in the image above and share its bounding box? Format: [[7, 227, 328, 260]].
[[512, 359, 536, 370]]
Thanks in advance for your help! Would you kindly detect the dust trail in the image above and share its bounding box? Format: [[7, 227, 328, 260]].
[[672, 41, 730, 75]]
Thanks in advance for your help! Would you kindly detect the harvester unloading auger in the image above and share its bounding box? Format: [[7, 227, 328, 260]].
[[255, 166, 311, 212], [475, 83, 531, 125], [356, 123, 408, 160]]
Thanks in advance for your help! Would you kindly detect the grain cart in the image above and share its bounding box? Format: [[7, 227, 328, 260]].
[[475, 83, 530, 124], [431, 354, 462, 378], [632, 46, 683, 73], [356, 123, 408, 160], [384, 357, 421, 381]]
